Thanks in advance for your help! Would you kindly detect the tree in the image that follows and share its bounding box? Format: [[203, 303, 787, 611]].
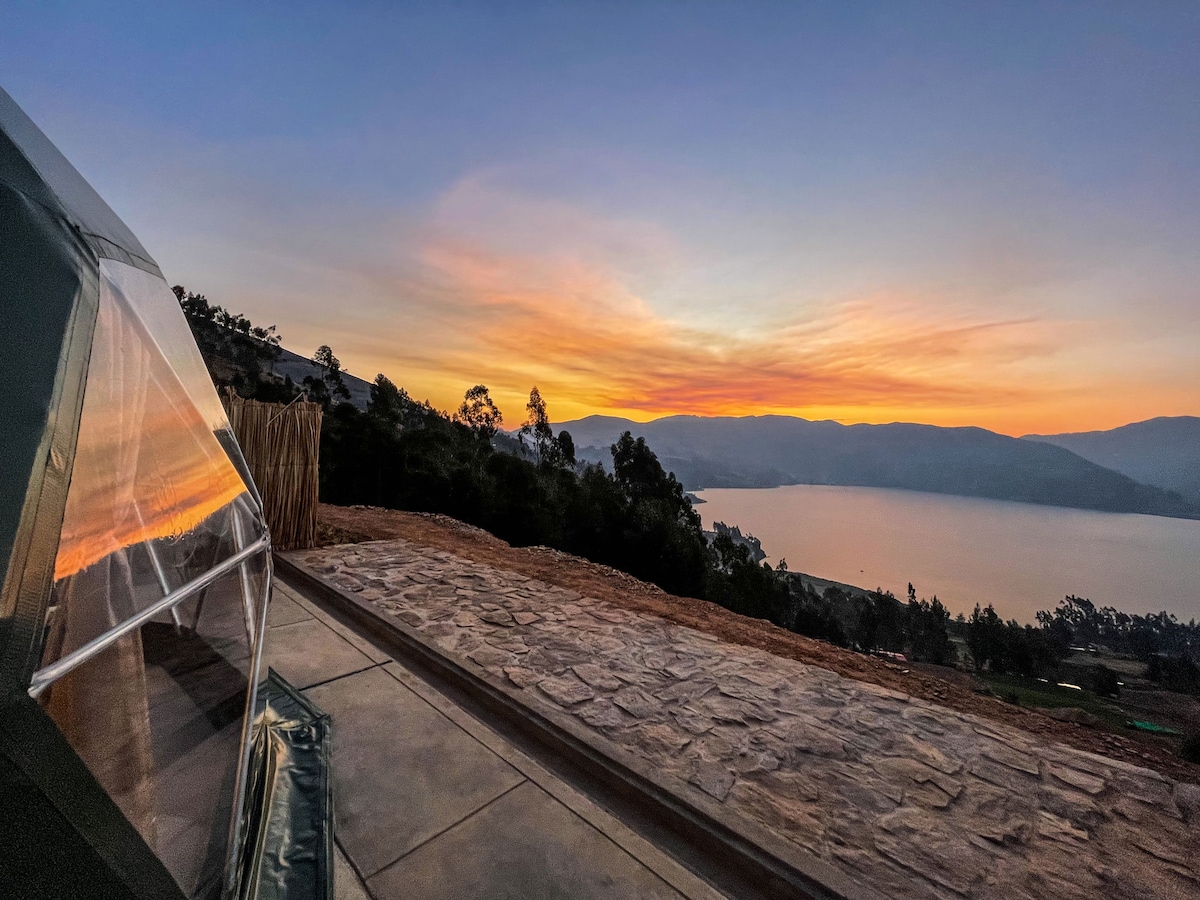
[[310, 344, 351, 404], [606, 431, 709, 597], [612, 432, 676, 503], [853, 592, 882, 651], [711, 531, 751, 573], [313, 344, 339, 370], [539, 429, 577, 470], [707, 531, 789, 625], [554, 429, 576, 468], [877, 591, 906, 651], [368, 374, 410, 432], [902, 586, 952, 665], [786, 584, 847, 646], [175, 284, 283, 398], [927, 597, 953, 664], [519, 386, 554, 463], [454, 384, 503, 440], [966, 603, 1005, 672]]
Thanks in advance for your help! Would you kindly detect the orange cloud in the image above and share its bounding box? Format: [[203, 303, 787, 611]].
[[353, 237, 1118, 435]]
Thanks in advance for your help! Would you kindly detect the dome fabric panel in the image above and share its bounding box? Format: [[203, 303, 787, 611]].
[[0, 181, 97, 695], [0, 87, 155, 271]]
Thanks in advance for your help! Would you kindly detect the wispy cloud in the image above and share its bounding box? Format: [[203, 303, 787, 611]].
[[398, 234, 1083, 430]]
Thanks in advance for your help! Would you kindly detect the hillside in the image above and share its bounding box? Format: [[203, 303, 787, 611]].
[[558, 414, 1200, 519], [1024, 416, 1200, 503], [315, 503, 1200, 784], [266, 345, 373, 410], [176, 287, 376, 410]]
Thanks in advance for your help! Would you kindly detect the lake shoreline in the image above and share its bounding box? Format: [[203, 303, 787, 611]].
[[691, 479, 1200, 522], [696, 483, 1200, 626]]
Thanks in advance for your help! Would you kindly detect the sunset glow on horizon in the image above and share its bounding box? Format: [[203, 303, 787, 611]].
[[339, 226, 1195, 437], [5, 3, 1198, 437]]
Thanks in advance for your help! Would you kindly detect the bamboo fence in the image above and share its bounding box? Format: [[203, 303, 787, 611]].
[[222, 392, 323, 550]]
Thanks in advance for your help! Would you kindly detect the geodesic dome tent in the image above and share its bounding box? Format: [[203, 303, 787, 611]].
[[0, 87, 310, 899]]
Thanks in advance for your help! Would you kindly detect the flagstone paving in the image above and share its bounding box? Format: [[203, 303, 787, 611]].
[[292, 539, 1200, 900]]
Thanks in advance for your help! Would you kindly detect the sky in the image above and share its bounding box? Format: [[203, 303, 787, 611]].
[[3, 1, 1199, 435]]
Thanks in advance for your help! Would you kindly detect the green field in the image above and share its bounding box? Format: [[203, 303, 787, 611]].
[[979, 672, 1129, 729]]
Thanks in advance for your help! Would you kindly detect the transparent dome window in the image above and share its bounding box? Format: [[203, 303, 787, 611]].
[[30, 259, 271, 899]]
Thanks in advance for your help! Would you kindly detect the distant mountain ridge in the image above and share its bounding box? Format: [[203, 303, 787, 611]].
[[1022, 416, 1200, 503], [556, 414, 1200, 520]]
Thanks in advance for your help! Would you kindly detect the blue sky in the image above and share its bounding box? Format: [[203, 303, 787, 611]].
[[4, 2, 1199, 432]]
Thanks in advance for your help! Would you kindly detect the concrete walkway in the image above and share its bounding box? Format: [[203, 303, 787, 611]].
[[290, 539, 1200, 900], [265, 579, 726, 900]]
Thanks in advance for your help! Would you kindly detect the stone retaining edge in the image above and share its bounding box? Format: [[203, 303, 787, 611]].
[[275, 552, 886, 900]]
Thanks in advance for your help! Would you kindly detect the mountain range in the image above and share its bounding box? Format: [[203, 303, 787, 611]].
[[554, 414, 1200, 520], [1023, 417, 1200, 504], [261, 345, 1200, 521]]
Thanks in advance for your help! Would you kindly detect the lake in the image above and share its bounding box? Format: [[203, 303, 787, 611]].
[[695, 484, 1200, 625]]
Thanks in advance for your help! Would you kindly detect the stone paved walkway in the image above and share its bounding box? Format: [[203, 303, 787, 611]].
[[265, 579, 725, 900], [292, 539, 1200, 900]]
